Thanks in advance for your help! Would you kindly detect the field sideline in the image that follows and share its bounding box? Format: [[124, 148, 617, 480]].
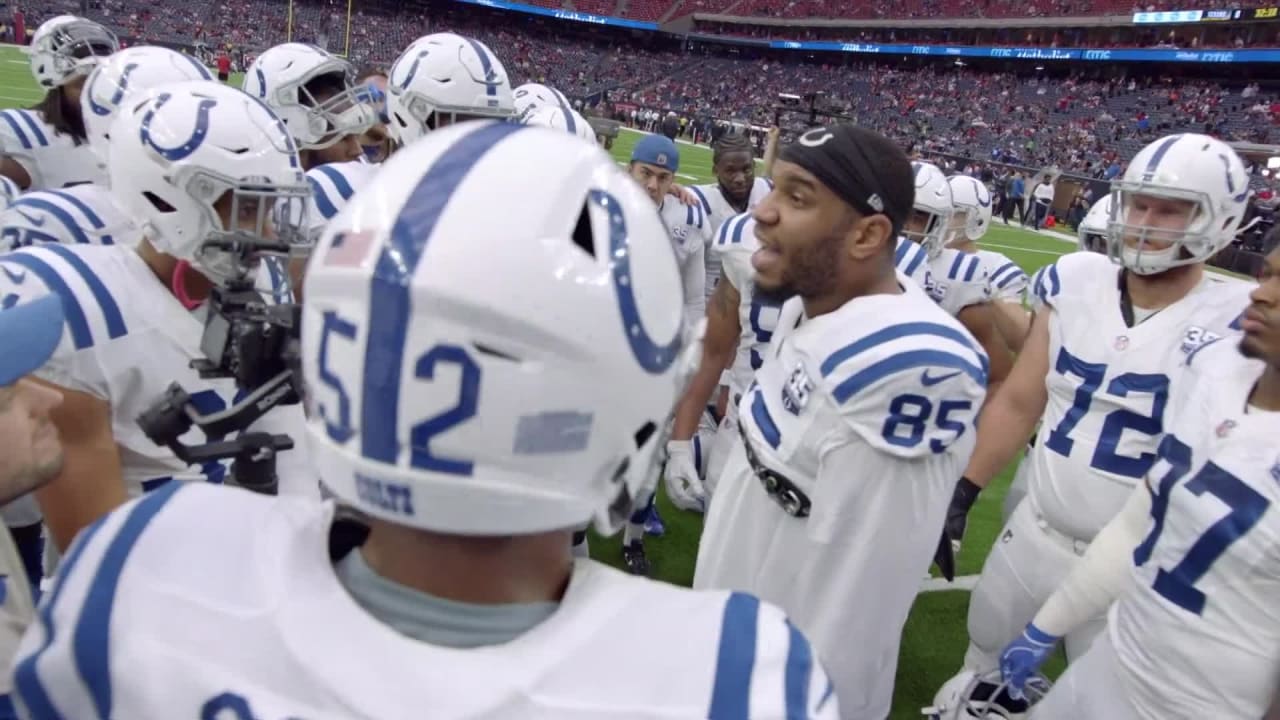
[[0, 45, 1088, 717]]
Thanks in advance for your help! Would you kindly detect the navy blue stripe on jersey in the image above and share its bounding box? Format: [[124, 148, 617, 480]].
[[989, 261, 1024, 289], [12, 510, 112, 717], [0, 111, 31, 149], [708, 592, 759, 719], [307, 176, 340, 220], [751, 390, 781, 448], [17, 111, 48, 147], [1033, 263, 1062, 304], [47, 191, 114, 245], [13, 197, 92, 245], [821, 321, 987, 378], [362, 122, 526, 463], [716, 213, 746, 246], [42, 245, 127, 341], [764, 178, 774, 190], [693, 203, 704, 229], [948, 253, 980, 281], [1229, 310, 1244, 331], [73, 481, 184, 719], [3, 252, 93, 349], [832, 349, 988, 403], [963, 256, 979, 282], [896, 239, 927, 278], [315, 164, 356, 202], [784, 620, 814, 718], [689, 185, 711, 215], [686, 204, 695, 227]]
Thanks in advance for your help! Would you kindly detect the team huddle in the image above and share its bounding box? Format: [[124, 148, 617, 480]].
[[0, 12, 1275, 720]]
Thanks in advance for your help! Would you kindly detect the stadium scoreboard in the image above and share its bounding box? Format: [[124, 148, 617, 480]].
[[1132, 7, 1279, 22]]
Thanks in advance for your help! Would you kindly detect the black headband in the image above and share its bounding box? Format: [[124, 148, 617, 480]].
[[779, 125, 910, 234]]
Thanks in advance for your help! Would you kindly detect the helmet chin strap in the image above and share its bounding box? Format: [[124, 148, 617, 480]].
[[170, 260, 203, 311]]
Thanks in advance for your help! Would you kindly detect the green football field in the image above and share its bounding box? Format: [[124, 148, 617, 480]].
[[0, 43, 1083, 717]]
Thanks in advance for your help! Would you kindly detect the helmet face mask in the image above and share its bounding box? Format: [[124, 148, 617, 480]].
[[924, 668, 1051, 720], [247, 45, 378, 151], [1104, 133, 1248, 276]]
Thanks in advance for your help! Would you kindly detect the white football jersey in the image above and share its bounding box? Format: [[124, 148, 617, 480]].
[[714, 212, 781, 405], [657, 198, 708, 329], [0, 108, 103, 190], [893, 236, 933, 292], [928, 247, 990, 316], [0, 524, 34, 696], [695, 278, 987, 719], [688, 177, 772, 298], [1028, 251, 1253, 541], [1112, 341, 1280, 719], [0, 245, 313, 499], [15, 483, 839, 720], [976, 249, 1028, 302], [299, 160, 378, 245], [0, 184, 141, 251]]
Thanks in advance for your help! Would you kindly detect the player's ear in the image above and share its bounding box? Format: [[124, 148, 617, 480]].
[[846, 212, 892, 262]]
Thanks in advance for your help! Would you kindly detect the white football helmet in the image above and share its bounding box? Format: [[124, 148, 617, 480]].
[[924, 668, 1051, 720], [386, 33, 515, 147], [512, 82, 572, 122], [302, 121, 702, 536], [947, 175, 993, 244], [82, 45, 215, 169], [27, 15, 118, 89], [907, 161, 956, 257], [0, 175, 20, 211], [107, 80, 309, 283], [243, 43, 376, 150], [520, 104, 596, 144], [1078, 193, 1112, 253], [1107, 133, 1250, 275]]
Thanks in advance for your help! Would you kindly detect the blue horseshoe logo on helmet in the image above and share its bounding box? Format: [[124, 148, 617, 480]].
[[140, 92, 217, 161], [87, 62, 138, 117], [393, 49, 431, 91], [589, 188, 683, 374]]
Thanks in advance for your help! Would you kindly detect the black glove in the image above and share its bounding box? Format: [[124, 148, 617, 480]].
[[945, 476, 983, 547], [932, 529, 956, 582]]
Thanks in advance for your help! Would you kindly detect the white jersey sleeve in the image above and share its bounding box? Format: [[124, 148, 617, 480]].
[[928, 248, 991, 317], [1111, 341, 1280, 719], [893, 236, 933, 291], [977, 250, 1028, 302], [659, 199, 709, 330], [689, 177, 772, 299], [0, 109, 103, 190], [714, 212, 783, 398], [297, 161, 377, 245], [0, 184, 142, 252], [15, 483, 838, 719]]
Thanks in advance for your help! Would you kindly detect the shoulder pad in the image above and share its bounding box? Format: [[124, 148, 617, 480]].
[[1031, 251, 1114, 308], [0, 109, 52, 156], [714, 212, 753, 248], [943, 252, 984, 284], [986, 258, 1028, 296], [0, 245, 129, 351], [13, 482, 188, 719]]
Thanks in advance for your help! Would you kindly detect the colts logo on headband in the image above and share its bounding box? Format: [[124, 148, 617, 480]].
[[798, 127, 834, 148]]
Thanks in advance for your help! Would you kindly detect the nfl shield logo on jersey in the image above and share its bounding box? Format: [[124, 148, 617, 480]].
[[782, 362, 812, 415], [1215, 419, 1236, 438]]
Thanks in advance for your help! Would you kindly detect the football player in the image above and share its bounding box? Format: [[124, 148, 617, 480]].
[[243, 43, 376, 171], [0, 295, 65, 714], [0, 177, 20, 209], [1078, 193, 1113, 254], [11, 121, 839, 720], [0, 15, 118, 191], [947, 174, 1032, 353], [0, 81, 314, 554], [620, 133, 708, 573], [935, 133, 1256, 711], [999, 243, 1280, 719], [694, 125, 988, 720], [385, 32, 515, 148], [687, 132, 774, 298], [520, 103, 597, 145], [905, 162, 1014, 390]]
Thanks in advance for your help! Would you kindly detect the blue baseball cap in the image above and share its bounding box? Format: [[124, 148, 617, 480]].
[[0, 294, 64, 387], [631, 134, 679, 173]]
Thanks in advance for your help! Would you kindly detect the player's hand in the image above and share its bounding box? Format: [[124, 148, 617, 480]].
[[669, 183, 697, 207], [663, 440, 706, 512], [999, 623, 1059, 700], [944, 476, 982, 554], [931, 530, 955, 581]]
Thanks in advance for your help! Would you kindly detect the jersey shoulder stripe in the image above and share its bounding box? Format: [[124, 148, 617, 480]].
[[0, 246, 128, 349], [15, 110, 50, 147], [306, 175, 339, 220], [895, 238, 928, 278], [689, 185, 712, 215], [821, 320, 988, 404], [47, 189, 113, 243], [1031, 262, 1061, 304], [0, 110, 37, 150], [11, 195, 96, 245], [13, 481, 185, 720], [989, 260, 1026, 289], [716, 212, 751, 246], [312, 163, 357, 201], [947, 252, 981, 282]]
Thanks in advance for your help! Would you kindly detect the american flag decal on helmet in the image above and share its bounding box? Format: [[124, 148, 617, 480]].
[[323, 230, 378, 268]]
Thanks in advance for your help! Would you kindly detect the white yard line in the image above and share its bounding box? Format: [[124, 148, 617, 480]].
[[919, 574, 980, 592]]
